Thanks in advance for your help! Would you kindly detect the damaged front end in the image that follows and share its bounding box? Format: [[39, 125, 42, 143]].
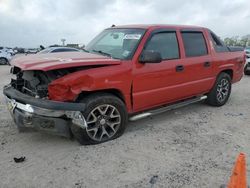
[[9, 66, 79, 99], [3, 66, 87, 138]]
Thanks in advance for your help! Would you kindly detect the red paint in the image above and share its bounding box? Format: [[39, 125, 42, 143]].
[[11, 25, 245, 114], [11, 52, 121, 71]]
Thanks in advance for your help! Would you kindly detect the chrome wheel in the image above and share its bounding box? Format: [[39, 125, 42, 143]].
[[86, 104, 121, 141], [216, 78, 230, 102]]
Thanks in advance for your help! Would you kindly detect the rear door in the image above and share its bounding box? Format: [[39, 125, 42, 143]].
[[178, 30, 215, 96]]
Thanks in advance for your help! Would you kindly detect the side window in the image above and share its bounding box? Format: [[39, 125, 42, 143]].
[[51, 49, 64, 53], [51, 48, 76, 53], [181, 32, 208, 57], [66, 48, 78, 52], [210, 32, 229, 52], [144, 32, 179, 60]]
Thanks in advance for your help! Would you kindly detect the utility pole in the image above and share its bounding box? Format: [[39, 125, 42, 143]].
[[61, 39, 66, 46]]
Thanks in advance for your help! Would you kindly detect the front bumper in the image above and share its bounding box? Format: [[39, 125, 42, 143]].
[[3, 85, 87, 138]]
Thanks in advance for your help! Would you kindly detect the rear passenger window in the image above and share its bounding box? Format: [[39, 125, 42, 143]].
[[181, 32, 208, 57], [210, 32, 229, 53], [51, 49, 64, 53], [52, 48, 77, 53], [66, 49, 78, 52], [144, 32, 179, 60]]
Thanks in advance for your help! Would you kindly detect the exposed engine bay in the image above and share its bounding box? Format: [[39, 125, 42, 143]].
[[10, 66, 94, 99], [10, 67, 67, 99]]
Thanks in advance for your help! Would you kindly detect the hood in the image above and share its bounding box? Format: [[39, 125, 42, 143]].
[[11, 52, 121, 71]]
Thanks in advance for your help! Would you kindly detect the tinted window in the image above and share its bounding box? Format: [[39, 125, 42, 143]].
[[181, 32, 208, 57], [65, 48, 78, 52], [210, 32, 229, 52], [51, 48, 78, 53], [144, 32, 179, 60], [51, 49, 63, 53]]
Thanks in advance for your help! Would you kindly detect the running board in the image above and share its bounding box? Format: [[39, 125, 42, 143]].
[[129, 95, 207, 121]]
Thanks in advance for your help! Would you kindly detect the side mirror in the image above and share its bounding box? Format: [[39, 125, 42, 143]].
[[139, 50, 162, 63]]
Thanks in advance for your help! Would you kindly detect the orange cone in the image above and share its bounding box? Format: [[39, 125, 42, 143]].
[[227, 153, 247, 188]]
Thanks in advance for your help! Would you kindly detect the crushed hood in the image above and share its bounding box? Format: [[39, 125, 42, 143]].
[[11, 52, 121, 71]]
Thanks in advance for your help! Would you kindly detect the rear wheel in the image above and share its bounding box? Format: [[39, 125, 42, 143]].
[[206, 72, 232, 106], [71, 93, 128, 145], [0, 58, 8, 65]]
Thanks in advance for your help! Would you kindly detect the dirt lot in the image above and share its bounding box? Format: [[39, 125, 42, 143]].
[[0, 65, 249, 188]]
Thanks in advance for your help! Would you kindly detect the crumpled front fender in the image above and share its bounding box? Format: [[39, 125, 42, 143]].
[[47, 63, 133, 112], [48, 74, 95, 101]]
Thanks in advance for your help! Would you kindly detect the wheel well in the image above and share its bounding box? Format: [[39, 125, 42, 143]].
[[76, 89, 126, 103], [0, 57, 8, 61], [220, 69, 233, 79]]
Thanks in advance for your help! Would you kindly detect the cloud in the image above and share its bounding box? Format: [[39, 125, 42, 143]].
[[0, 0, 249, 47]]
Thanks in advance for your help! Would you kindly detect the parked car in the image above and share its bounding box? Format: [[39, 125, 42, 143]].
[[3, 25, 245, 145], [244, 46, 250, 75], [24, 48, 39, 54], [0, 47, 14, 65], [2, 47, 15, 55], [37, 47, 81, 54]]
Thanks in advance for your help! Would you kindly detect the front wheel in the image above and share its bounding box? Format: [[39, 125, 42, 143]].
[[206, 72, 232, 106], [71, 93, 128, 145]]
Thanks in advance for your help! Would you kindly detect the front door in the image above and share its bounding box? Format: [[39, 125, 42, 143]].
[[132, 30, 188, 112]]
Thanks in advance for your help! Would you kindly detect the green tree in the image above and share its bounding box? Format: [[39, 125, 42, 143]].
[[224, 35, 250, 47]]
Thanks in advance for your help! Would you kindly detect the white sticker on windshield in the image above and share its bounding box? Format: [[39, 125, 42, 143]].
[[123, 34, 142, 40]]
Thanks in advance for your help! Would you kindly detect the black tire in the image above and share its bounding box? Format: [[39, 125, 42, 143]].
[[244, 65, 250, 75], [0, 57, 8, 65], [206, 72, 232, 106], [71, 93, 128, 145]]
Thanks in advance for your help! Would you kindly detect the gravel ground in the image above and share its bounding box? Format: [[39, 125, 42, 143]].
[[0, 65, 249, 188]]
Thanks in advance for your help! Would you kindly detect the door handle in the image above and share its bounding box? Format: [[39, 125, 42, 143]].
[[204, 61, 211, 67], [176, 65, 184, 72]]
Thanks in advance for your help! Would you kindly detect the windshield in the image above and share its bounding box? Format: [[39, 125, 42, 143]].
[[85, 28, 146, 60], [246, 47, 250, 50]]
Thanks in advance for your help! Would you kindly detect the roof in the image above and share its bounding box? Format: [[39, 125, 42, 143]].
[[111, 24, 206, 30]]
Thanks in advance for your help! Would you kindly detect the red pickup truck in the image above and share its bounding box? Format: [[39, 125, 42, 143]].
[[4, 25, 245, 145]]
